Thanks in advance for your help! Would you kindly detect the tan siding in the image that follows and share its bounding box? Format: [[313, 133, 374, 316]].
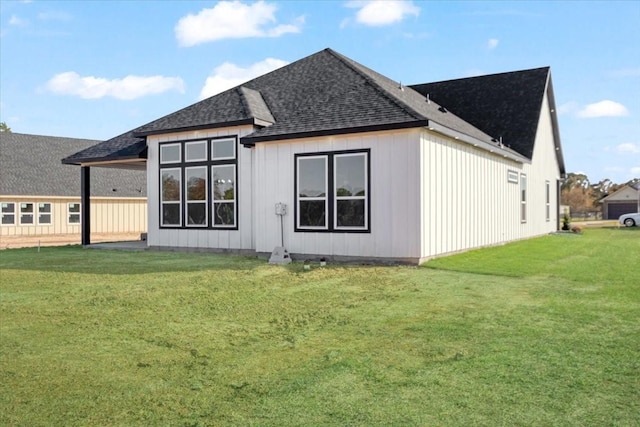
[[0, 196, 147, 239]]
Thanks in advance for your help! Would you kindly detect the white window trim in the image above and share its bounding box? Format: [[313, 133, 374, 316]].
[[185, 140, 208, 163], [333, 152, 368, 231], [545, 181, 550, 222], [520, 174, 527, 223], [19, 202, 35, 226], [212, 164, 237, 228], [38, 202, 52, 225], [185, 166, 208, 227], [160, 143, 181, 164], [67, 203, 81, 225], [211, 138, 237, 161], [296, 155, 329, 231], [508, 170, 519, 184], [161, 167, 182, 227], [1, 202, 16, 226]]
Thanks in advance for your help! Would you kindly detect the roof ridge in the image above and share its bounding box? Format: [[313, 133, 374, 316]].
[[412, 66, 550, 86], [325, 49, 427, 122]]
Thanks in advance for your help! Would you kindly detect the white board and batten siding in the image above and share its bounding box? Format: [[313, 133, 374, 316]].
[[253, 129, 423, 261], [419, 89, 561, 261], [146, 93, 561, 263], [146, 126, 254, 250]]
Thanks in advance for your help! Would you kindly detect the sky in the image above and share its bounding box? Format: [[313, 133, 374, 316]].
[[1, 0, 639, 184]]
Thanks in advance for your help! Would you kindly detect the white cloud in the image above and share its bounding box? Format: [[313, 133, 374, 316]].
[[38, 11, 73, 21], [175, 1, 304, 47], [345, 0, 420, 26], [9, 14, 26, 26], [46, 72, 185, 100], [199, 58, 288, 100], [557, 101, 579, 115], [610, 67, 640, 78], [617, 143, 640, 154], [577, 100, 629, 118], [487, 38, 499, 49]]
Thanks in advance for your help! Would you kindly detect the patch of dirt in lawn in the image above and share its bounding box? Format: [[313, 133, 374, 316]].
[[0, 233, 144, 250]]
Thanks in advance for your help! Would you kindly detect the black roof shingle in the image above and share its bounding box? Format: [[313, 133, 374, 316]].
[[63, 48, 563, 172], [1, 133, 146, 197]]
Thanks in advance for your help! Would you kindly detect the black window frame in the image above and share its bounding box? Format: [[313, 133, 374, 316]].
[[294, 149, 371, 233], [159, 136, 238, 230]]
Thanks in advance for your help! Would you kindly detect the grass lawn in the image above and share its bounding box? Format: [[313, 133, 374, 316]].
[[1, 228, 638, 426]]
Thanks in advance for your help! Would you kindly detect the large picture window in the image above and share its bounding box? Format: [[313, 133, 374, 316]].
[[159, 136, 237, 229], [295, 150, 369, 232]]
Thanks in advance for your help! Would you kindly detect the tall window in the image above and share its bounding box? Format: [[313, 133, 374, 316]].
[[68, 203, 81, 224], [545, 181, 550, 221], [1, 203, 15, 225], [38, 203, 52, 225], [159, 136, 237, 229], [520, 174, 527, 223], [20, 203, 34, 225], [295, 149, 369, 232]]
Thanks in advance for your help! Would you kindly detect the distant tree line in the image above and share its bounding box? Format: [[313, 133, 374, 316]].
[[561, 173, 639, 217], [0, 122, 11, 133]]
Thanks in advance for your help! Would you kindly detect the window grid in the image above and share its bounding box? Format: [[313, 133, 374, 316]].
[[38, 203, 52, 225], [159, 136, 238, 230], [1, 202, 16, 226], [68, 203, 81, 225], [295, 149, 370, 233]]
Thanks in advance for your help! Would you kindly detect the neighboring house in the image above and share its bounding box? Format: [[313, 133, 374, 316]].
[[63, 48, 565, 264], [600, 185, 640, 219], [0, 132, 147, 244]]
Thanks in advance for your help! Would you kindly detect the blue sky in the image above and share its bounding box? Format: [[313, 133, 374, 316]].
[[1, 0, 639, 184]]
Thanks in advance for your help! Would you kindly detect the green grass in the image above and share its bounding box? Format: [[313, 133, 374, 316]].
[[1, 228, 639, 426]]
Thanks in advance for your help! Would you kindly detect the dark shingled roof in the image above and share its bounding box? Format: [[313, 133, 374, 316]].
[[1, 133, 146, 197], [64, 48, 563, 171], [410, 67, 551, 159]]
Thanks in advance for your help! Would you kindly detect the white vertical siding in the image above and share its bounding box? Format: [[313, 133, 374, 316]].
[[253, 129, 422, 259], [146, 126, 254, 250], [419, 89, 561, 260]]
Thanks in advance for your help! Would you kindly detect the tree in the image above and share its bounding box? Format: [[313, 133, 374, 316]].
[[0, 122, 11, 133]]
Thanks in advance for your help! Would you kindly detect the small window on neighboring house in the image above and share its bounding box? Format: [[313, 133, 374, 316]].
[[545, 181, 550, 221], [521, 174, 527, 223], [68, 203, 81, 224], [508, 170, 519, 184], [295, 150, 370, 232], [38, 203, 52, 225], [1, 203, 15, 225], [20, 203, 34, 225]]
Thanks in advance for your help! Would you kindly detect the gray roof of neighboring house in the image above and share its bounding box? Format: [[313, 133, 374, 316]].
[[1, 132, 146, 198], [63, 48, 563, 172]]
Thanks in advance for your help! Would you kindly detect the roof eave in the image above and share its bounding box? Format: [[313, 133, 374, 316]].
[[240, 120, 428, 146], [61, 149, 148, 167], [133, 118, 268, 138], [427, 121, 530, 164]]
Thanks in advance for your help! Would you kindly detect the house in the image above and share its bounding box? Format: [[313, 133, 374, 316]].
[[62, 48, 565, 264], [0, 132, 147, 247], [600, 184, 640, 219]]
